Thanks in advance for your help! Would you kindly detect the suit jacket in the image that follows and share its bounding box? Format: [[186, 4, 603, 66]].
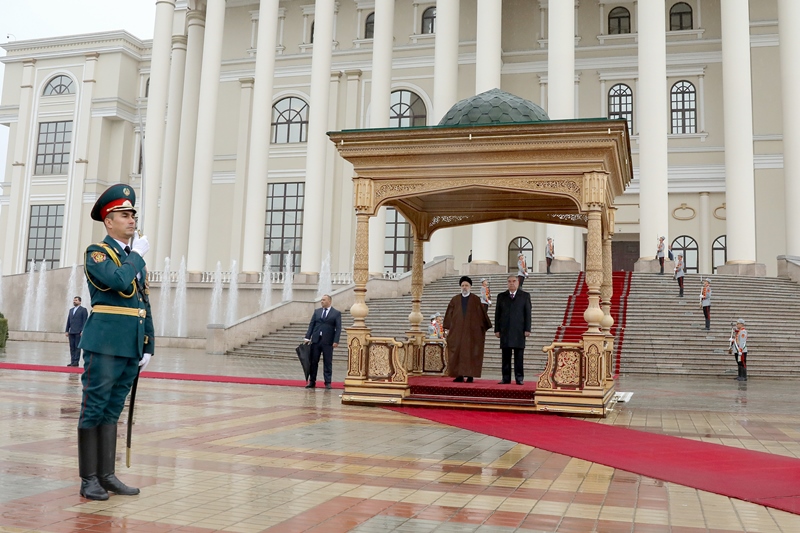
[[79, 235, 155, 359], [494, 289, 532, 349], [305, 306, 342, 345], [65, 305, 88, 334]]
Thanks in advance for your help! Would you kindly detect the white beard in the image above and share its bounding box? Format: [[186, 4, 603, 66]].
[[461, 290, 470, 297]]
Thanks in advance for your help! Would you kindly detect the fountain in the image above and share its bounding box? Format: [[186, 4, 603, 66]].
[[158, 257, 171, 336], [0, 259, 4, 313], [66, 263, 79, 312], [173, 256, 187, 337], [34, 261, 48, 331], [81, 267, 92, 311], [225, 259, 239, 326], [21, 261, 35, 330], [317, 251, 332, 299], [282, 253, 293, 302], [208, 261, 223, 324], [258, 255, 272, 311]]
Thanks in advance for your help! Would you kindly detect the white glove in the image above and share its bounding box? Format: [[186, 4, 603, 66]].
[[139, 353, 152, 370], [131, 233, 150, 257]]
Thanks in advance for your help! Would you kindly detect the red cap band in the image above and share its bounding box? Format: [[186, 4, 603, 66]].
[[100, 198, 135, 219]]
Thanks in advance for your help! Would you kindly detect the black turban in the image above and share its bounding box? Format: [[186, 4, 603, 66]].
[[459, 276, 473, 286]]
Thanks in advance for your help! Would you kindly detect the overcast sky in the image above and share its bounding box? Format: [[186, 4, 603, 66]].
[[0, 0, 157, 194]]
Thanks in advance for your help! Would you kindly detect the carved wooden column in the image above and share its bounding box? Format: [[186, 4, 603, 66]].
[[406, 235, 425, 373], [582, 172, 608, 392], [601, 233, 615, 381], [345, 180, 373, 386]]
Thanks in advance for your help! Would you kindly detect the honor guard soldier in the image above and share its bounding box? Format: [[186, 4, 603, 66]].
[[77, 184, 154, 500]]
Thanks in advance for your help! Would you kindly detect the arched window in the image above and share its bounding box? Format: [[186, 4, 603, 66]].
[[671, 235, 698, 274], [271, 97, 309, 143], [712, 235, 727, 273], [670, 2, 693, 31], [389, 90, 427, 127], [421, 6, 436, 34], [608, 83, 633, 134], [385, 207, 412, 273], [364, 12, 375, 39], [43, 75, 74, 96], [608, 7, 631, 35], [508, 237, 533, 274], [670, 81, 696, 134]]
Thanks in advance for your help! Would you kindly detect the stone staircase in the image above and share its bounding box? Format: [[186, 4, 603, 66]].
[[620, 273, 800, 378], [227, 273, 582, 374], [227, 272, 800, 379]]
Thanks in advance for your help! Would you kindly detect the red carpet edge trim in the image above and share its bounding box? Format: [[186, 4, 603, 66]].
[[0, 362, 343, 389], [386, 406, 800, 516]]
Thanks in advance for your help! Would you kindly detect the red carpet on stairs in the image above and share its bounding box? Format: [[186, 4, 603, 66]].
[[408, 376, 536, 400], [388, 406, 800, 515], [552, 271, 631, 376]]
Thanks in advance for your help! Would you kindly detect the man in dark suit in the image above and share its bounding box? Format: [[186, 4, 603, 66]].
[[65, 296, 89, 366], [303, 294, 342, 390], [494, 275, 532, 385], [77, 183, 154, 501]]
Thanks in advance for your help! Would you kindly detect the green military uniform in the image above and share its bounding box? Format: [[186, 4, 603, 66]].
[[76, 183, 154, 501]]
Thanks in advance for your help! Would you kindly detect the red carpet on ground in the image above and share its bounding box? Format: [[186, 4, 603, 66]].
[[0, 362, 343, 389], [388, 406, 800, 515], [408, 376, 536, 400]]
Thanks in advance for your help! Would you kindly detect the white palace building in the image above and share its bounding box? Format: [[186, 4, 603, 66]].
[[1, 0, 800, 281]]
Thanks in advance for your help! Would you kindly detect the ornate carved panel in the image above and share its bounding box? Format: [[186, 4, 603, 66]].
[[554, 349, 581, 386], [348, 337, 362, 377], [367, 344, 392, 379], [585, 343, 601, 387], [423, 342, 446, 373]]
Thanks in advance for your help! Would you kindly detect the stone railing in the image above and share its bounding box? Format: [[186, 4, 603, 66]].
[[147, 270, 355, 285], [778, 255, 800, 284]]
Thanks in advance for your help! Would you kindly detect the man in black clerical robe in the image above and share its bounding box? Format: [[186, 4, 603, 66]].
[[443, 276, 492, 383]]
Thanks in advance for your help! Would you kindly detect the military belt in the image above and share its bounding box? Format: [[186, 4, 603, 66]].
[[92, 305, 146, 318]]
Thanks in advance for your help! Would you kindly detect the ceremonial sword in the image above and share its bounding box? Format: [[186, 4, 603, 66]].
[[127, 101, 148, 468]]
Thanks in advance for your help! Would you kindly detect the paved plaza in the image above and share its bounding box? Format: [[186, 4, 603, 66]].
[[1, 340, 799, 532]]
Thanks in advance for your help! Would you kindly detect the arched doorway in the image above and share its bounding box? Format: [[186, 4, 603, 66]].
[[507, 237, 533, 273]]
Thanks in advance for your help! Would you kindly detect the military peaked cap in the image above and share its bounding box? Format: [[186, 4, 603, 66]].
[[91, 184, 137, 221]]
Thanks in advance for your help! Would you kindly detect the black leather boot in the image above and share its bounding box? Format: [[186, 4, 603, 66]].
[[78, 427, 109, 500], [98, 424, 140, 495], [736, 363, 744, 381], [742, 367, 747, 381]]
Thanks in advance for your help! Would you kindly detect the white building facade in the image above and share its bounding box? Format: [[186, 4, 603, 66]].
[[1, 0, 798, 280]]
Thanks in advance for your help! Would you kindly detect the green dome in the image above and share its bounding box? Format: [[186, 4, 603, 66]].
[[438, 88, 550, 126]]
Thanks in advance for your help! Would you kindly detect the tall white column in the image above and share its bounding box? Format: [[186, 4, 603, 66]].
[[154, 35, 187, 270], [720, 0, 756, 265], [636, 0, 669, 268], [241, 0, 280, 275], [231, 77, 254, 269], [546, 0, 576, 264], [779, 0, 800, 256], [367, 0, 395, 276], [336, 69, 362, 273], [3, 59, 36, 274], [427, 0, 460, 261], [699, 192, 710, 274], [170, 11, 205, 264], [142, 0, 176, 237], [299, 0, 336, 274], [186, 0, 226, 273], [63, 54, 98, 267], [470, 0, 503, 266]]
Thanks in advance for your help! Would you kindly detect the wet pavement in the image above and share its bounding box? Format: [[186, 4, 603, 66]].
[[0, 340, 799, 532]]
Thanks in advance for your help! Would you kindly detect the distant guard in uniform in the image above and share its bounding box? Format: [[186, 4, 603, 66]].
[[545, 237, 554, 274], [674, 253, 685, 297], [700, 279, 712, 330], [732, 318, 748, 381], [77, 184, 154, 501], [656, 236, 666, 274]]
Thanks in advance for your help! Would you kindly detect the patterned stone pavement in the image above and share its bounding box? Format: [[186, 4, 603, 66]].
[[0, 340, 799, 532]]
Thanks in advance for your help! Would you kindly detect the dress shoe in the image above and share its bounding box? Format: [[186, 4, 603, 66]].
[[497, 381, 510, 384], [465, 377, 473, 383], [516, 380, 524, 385], [452, 376, 464, 383], [325, 383, 332, 390], [67, 363, 78, 367], [305, 383, 316, 389]]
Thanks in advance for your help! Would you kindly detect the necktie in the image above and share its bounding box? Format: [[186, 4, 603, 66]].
[[124, 245, 131, 255], [511, 292, 515, 300], [322, 308, 328, 320]]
